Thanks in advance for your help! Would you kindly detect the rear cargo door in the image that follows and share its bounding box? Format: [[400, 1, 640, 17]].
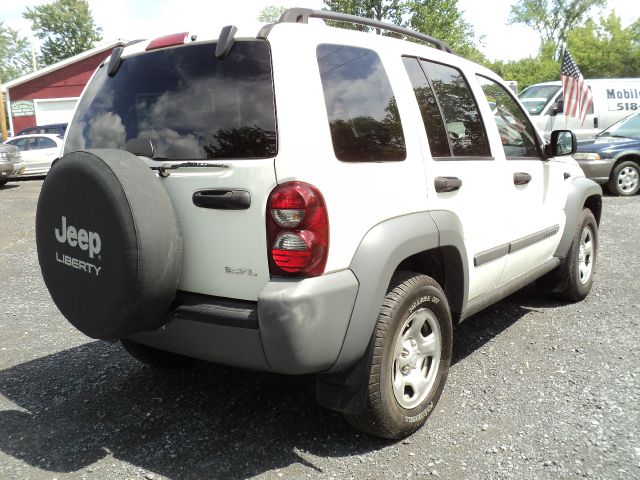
[[64, 40, 278, 300], [159, 161, 276, 300]]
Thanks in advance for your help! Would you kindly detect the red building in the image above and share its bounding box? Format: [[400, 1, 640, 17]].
[[3, 40, 126, 135]]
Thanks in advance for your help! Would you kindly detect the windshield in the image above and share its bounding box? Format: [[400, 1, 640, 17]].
[[64, 40, 277, 160], [518, 85, 561, 115], [597, 113, 640, 139]]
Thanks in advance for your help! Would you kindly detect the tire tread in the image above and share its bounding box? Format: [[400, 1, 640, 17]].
[[345, 272, 448, 439]]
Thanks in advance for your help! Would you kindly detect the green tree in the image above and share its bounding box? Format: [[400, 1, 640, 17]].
[[24, 0, 102, 66], [508, 0, 608, 52], [567, 13, 640, 78], [485, 42, 560, 90], [323, 0, 483, 58], [405, 0, 483, 60], [0, 22, 32, 81], [258, 5, 288, 23], [323, 0, 404, 32]]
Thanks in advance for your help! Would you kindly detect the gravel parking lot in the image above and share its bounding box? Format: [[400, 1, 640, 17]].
[[1, 178, 638, 480]]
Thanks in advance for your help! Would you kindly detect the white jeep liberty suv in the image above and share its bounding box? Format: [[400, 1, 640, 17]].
[[35, 9, 602, 439]]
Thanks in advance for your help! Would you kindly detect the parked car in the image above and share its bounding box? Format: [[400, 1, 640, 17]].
[[0, 144, 25, 187], [574, 112, 640, 196], [4, 134, 64, 177], [34, 8, 602, 439], [518, 78, 640, 140], [15, 123, 67, 137]]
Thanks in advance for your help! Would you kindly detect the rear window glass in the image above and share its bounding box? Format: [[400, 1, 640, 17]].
[[402, 57, 450, 157], [317, 44, 406, 162], [65, 41, 277, 160], [38, 137, 57, 149], [419, 60, 491, 158]]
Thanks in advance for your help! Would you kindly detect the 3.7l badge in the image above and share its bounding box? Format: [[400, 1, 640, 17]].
[[225, 266, 258, 277]]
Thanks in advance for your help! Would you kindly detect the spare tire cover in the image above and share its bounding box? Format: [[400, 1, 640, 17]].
[[36, 149, 182, 340]]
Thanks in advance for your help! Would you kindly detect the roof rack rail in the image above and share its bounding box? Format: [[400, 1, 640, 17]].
[[275, 8, 454, 54]]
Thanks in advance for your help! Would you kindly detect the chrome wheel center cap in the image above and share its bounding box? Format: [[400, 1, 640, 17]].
[[400, 338, 419, 374]]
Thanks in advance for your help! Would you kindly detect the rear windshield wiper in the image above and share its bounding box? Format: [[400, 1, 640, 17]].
[[125, 138, 228, 175], [149, 161, 229, 177]]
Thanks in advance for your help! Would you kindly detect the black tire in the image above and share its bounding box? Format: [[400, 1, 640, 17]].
[[0, 179, 8, 187], [344, 272, 453, 439], [35, 150, 182, 340], [607, 160, 640, 196], [121, 339, 193, 369], [556, 209, 598, 302]]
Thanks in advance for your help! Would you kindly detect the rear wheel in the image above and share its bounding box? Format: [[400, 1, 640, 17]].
[[344, 272, 452, 439], [121, 339, 193, 369], [608, 160, 639, 196]]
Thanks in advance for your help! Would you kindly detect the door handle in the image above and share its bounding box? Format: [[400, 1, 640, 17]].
[[434, 176, 462, 193], [513, 172, 532, 185], [594, 117, 598, 129], [192, 189, 251, 210]]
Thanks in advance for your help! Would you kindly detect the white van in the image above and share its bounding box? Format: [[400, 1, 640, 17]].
[[519, 78, 640, 139]]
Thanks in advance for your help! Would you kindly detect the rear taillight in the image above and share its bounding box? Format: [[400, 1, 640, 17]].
[[267, 182, 329, 277]]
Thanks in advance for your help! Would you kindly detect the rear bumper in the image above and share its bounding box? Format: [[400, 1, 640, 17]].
[[128, 269, 359, 374], [576, 158, 615, 184], [0, 162, 14, 176], [1, 161, 26, 178]]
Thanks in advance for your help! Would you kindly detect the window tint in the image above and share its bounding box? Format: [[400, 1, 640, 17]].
[[402, 57, 450, 157], [419, 60, 490, 157], [317, 44, 406, 162], [38, 137, 57, 149], [65, 41, 277, 160], [477, 76, 540, 158], [518, 85, 561, 115], [8, 138, 28, 151]]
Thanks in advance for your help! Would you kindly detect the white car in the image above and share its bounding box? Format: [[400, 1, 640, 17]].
[[4, 133, 63, 177], [34, 9, 602, 440]]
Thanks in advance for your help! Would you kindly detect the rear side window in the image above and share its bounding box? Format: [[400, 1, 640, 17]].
[[405, 58, 490, 158], [402, 57, 450, 157], [65, 41, 277, 160], [38, 137, 57, 149], [317, 44, 406, 162]]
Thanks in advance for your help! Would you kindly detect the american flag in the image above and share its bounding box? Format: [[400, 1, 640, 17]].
[[561, 49, 593, 126]]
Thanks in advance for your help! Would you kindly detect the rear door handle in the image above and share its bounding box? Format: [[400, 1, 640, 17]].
[[513, 172, 532, 185], [434, 176, 462, 193], [193, 189, 251, 210]]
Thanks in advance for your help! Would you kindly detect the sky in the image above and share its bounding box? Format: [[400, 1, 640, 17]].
[[1, 0, 639, 62]]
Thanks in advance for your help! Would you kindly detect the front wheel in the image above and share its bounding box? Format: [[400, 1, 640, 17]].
[[556, 209, 598, 302], [0, 179, 8, 188], [608, 160, 639, 196], [345, 272, 453, 439]]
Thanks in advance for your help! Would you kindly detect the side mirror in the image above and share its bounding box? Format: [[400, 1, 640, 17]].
[[552, 99, 564, 116], [545, 130, 576, 157]]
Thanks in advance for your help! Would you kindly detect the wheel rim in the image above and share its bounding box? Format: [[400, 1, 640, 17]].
[[392, 308, 442, 409], [617, 165, 639, 193], [578, 225, 594, 285]]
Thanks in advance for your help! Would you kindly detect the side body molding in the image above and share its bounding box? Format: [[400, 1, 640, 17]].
[[554, 176, 602, 259], [328, 211, 468, 373]]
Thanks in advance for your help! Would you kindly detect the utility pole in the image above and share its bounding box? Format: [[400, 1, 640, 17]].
[[0, 76, 8, 142]]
